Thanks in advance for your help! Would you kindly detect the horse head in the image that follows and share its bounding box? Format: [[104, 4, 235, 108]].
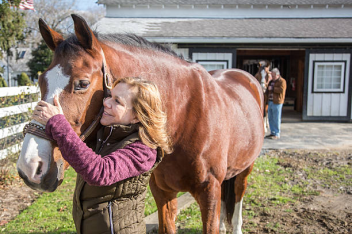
[[258, 60, 269, 92], [17, 15, 106, 192]]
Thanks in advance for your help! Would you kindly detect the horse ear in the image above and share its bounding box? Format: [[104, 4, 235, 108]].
[[39, 19, 64, 51], [71, 14, 100, 51]]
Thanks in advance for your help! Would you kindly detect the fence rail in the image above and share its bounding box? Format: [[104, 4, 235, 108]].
[[0, 86, 40, 160]]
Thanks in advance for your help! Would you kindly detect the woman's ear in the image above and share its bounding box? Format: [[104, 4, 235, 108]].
[[131, 114, 140, 124]]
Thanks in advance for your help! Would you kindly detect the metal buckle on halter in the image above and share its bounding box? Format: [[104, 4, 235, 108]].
[[104, 72, 112, 90]]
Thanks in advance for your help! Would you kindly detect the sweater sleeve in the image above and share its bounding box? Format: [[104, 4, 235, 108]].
[[45, 114, 157, 186]]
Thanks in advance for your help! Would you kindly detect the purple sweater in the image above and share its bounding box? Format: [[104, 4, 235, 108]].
[[45, 114, 157, 186]]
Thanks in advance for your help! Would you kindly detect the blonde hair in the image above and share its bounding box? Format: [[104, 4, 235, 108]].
[[112, 77, 172, 154]]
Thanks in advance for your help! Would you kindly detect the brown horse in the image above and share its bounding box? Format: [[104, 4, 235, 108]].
[[254, 61, 270, 133], [17, 15, 264, 234]]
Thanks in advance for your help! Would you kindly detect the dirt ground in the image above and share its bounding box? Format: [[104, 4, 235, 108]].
[[0, 155, 42, 227], [0, 148, 351, 233], [241, 148, 352, 234]]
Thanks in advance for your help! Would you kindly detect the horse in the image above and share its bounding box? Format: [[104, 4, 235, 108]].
[[254, 61, 270, 133], [17, 15, 264, 234]]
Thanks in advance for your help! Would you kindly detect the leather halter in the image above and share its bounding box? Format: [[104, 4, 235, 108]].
[[23, 49, 112, 142]]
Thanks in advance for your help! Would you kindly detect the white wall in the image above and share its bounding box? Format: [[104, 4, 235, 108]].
[[307, 53, 350, 117]]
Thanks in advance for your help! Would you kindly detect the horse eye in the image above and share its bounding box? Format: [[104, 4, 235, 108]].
[[74, 80, 90, 90]]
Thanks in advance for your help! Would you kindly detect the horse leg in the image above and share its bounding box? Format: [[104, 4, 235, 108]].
[[263, 103, 269, 133], [219, 162, 255, 234], [149, 173, 178, 234], [193, 175, 222, 234]]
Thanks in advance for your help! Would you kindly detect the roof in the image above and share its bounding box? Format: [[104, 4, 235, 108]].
[[94, 17, 352, 43], [97, 0, 352, 5]]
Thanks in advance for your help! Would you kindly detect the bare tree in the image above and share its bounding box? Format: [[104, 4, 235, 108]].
[[67, 7, 106, 33], [24, 0, 105, 44], [24, 0, 76, 44]]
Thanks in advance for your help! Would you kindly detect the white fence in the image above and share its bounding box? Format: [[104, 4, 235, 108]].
[[0, 86, 40, 160]]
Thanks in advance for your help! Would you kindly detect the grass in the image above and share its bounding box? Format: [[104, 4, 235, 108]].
[[175, 151, 351, 233], [1, 167, 77, 234], [1, 154, 297, 233], [2, 150, 351, 233], [1, 167, 166, 233]]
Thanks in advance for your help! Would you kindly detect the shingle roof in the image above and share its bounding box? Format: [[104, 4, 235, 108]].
[[97, 0, 352, 5], [94, 18, 352, 41]]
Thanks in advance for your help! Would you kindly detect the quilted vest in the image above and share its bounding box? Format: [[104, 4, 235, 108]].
[[72, 124, 162, 234]]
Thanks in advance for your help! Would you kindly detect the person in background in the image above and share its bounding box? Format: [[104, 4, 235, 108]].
[[265, 68, 287, 140], [32, 77, 172, 234]]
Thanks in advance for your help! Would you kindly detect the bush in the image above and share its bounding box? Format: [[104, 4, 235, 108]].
[[0, 76, 8, 87], [17, 72, 31, 86]]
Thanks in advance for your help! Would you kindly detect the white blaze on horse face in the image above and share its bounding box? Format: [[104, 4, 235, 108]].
[[44, 65, 70, 104], [17, 65, 70, 184]]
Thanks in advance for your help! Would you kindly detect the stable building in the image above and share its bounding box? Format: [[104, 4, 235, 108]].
[[95, 0, 352, 122]]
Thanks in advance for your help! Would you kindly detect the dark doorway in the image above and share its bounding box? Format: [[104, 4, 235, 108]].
[[237, 49, 305, 122]]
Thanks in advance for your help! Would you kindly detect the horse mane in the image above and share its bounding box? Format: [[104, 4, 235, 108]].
[[55, 32, 184, 60], [97, 33, 184, 60]]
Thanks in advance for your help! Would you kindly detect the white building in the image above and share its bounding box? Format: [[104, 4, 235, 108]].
[[95, 0, 352, 122], [0, 47, 32, 87]]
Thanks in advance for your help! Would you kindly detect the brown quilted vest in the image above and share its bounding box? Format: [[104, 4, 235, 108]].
[[72, 124, 162, 234]]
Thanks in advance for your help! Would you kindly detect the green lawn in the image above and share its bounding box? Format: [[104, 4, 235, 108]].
[[1, 167, 77, 234], [4, 150, 349, 233]]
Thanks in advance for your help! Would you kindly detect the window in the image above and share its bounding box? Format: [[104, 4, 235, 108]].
[[313, 61, 346, 93], [196, 60, 228, 72], [18, 51, 26, 59]]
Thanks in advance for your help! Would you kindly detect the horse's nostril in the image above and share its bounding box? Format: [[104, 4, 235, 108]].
[[36, 161, 43, 175]]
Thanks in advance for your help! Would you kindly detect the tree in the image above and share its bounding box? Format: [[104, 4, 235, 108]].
[[24, 0, 105, 44], [24, 0, 77, 44], [0, 0, 26, 58], [17, 72, 31, 86], [0, 0, 27, 86], [27, 40, 53, 78], [0, 66, 7, 87], [24, 0, 105, 79], [0, 77, 8, 87]]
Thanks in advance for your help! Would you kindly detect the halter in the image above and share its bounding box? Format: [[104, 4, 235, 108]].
[[23, 49, 112, 142]]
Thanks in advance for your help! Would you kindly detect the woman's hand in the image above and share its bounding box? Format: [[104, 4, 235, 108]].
[[32, 96, 63, 125]]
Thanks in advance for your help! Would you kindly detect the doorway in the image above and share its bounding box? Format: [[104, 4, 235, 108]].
[[237, 49, 305, 122]]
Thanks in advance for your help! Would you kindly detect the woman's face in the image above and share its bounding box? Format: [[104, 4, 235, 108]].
[[100, 83, 139, 126]]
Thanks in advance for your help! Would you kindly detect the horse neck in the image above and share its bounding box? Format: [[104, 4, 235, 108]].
[[105, 44, 184, 78], [103, 43, 209, 136]]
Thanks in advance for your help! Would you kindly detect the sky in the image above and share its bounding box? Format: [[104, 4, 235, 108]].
[[74, 0, 104, 11]]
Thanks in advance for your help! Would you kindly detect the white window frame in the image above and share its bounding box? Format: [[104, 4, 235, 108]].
[[313, 61, 346, 93], [196, 60, 228, 71]]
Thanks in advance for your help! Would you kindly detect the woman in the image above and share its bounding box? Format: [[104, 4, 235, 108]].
[[33, 77, 172, 234]]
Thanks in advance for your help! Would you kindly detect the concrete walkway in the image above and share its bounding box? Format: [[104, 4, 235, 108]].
[[146, 121, 352, 232], [263, 122, 352, 150]]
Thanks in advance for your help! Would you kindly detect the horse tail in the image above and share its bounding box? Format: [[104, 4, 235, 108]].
[[221, 176, 236, 223]]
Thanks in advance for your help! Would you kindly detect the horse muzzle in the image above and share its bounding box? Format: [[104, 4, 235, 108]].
[[17, 158, 64, 192]]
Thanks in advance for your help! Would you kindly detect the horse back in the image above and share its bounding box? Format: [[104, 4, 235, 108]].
[[209, 69, 263, 111]]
